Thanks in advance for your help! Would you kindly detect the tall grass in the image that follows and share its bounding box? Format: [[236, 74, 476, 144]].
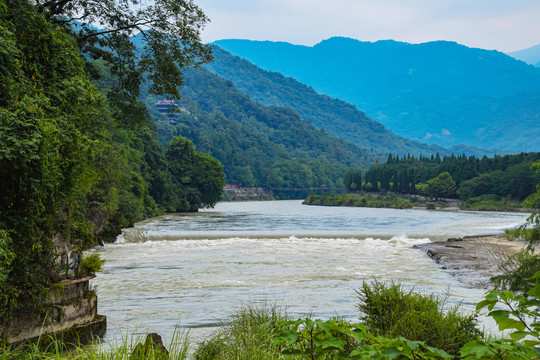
[[194, 303, 295, 360], [1, 326, 190, 359], [356, 280, 483, 355]]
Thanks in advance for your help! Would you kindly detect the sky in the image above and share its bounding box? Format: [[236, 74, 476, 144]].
[[194, 0, 540, 53]]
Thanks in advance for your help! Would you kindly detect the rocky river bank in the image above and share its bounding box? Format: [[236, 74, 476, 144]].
[[415, 234, 531, 289]]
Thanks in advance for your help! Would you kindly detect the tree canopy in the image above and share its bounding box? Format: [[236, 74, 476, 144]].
[[352, 152, 540, 201]]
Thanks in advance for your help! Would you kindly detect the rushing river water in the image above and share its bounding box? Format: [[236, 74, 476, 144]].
[[92, 200, 530, 344]]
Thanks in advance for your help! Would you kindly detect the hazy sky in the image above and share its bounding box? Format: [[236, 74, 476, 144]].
[[195, 0, 540, 52]]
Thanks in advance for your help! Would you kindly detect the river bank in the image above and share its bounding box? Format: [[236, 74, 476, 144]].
[[415, 234, 532, 289]]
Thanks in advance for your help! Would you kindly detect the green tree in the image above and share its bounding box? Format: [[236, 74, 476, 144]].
[[426, 172, 456, 200], [165, 136, 224, 212], [192, 152, 226, 209], [344, 170, 362, 191]]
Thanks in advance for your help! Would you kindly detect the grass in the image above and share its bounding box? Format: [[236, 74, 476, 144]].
[[1, 326, 190, 360], [356, 280, 483, 355], [194, 303, 295, 360]]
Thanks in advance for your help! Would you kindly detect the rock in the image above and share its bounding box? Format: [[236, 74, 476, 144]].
[[131, 333, 169, 360]]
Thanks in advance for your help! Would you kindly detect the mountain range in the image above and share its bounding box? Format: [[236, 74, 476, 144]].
[[213, 37, 540, 151], [508, 43, 540, 67], [142, 57, 484, 189], [205, 45, 494, 157]]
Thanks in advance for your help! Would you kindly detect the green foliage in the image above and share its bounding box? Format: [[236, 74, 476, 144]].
[[522, 162, 540, 246], [492, 162, 540, 293], [78, 254, 105, 276], [420, 172, 456, 200], [0, 327, 190, 359], [37, 0, 212, 108], [303, 193, 414, 209], [461, 271, 540, 359], [356, 280, 482, 355], [460, 194, 523, 211], [194, 304, 290, 360], [275, 318, 453, 360], [165, 136, 225, 212], [358, 152, 540, 203], [0, 0, 112, 326], [344, 170, 362, 191], [0, 0, 223, 332]]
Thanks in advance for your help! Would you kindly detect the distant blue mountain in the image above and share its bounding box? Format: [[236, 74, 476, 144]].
[[213, 37, 540, 151], [206, 45, 497, 157], [508, 43, 540, 66]]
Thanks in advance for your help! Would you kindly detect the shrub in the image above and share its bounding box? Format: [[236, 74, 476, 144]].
[[78, 253, 105, 276], [356, 280, 482, 355]]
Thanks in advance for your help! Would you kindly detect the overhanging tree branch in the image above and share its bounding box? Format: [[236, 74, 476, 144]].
[[77, 20, 153, 42]]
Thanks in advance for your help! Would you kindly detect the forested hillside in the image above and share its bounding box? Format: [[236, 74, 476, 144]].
[[142, 67, 373, 189], [214, 38, 540, 151], [206, 46, 496, 157]]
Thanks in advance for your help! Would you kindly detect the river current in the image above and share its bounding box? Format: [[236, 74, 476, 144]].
[[91, 200, 530, 343]]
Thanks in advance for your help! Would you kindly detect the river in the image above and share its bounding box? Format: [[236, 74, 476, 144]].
[[91, 200, 530, 344]]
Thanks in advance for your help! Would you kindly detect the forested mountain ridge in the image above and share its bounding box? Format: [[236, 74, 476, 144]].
[[142, 66, 374, 189], [213, 37, 540, 151], [205, 45, 497, 157]]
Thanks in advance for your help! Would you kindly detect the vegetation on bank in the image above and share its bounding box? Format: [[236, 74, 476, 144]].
[[4, 273, 540, 359], [494, 162, 540, 293], [460, 195, 524, 211], [344, 152, 540, 202], [303, 193, 415, 209], [303, 192, 529, 212]]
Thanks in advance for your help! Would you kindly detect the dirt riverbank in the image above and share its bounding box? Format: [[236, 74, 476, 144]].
[[415, 234, 532, 289]]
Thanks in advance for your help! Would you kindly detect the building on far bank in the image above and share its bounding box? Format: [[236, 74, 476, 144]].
[[156, 99, 180, 125]]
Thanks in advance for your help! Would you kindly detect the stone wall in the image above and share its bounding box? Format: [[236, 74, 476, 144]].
[[6, 275, 106, 346], [222, 187, 274, 201]]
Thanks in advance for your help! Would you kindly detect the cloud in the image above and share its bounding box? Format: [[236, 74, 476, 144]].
[[441, 129, 452, 136]]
